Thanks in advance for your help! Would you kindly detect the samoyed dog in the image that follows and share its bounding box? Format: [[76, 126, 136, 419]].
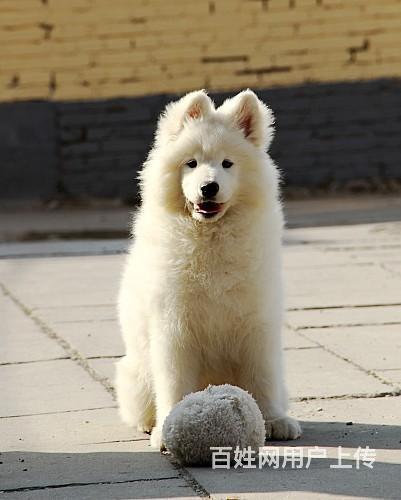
[[116, 89, 301, 448]]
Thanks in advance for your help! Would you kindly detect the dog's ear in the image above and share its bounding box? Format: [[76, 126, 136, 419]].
[[219, 90, 274, 149], [157, 90, 214, 141], [181, 90, 213, 121]]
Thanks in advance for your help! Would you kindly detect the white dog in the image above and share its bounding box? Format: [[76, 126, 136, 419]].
[[116, 89, 301, 448]]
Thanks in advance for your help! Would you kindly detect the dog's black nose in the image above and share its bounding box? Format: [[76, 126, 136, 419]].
[[200, 182, 219, 199]]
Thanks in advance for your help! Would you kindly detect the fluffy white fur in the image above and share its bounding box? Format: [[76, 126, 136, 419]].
[[162, 384, 266, 465], [115, 89, 301, 449]]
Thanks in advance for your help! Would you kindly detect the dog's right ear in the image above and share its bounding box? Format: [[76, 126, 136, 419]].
[[156, 90, 214, 142], [218, 90, 274, 150]]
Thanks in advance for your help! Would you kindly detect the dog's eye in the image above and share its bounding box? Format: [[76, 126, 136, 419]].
[[186, 159, 197, 168], [222, 159, 233, 169]]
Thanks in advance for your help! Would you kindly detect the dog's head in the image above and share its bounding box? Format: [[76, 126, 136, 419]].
[[142, 89, 276, 223]]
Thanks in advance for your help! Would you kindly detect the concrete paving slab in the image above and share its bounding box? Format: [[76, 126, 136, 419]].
[[89, 358, 118, 386], [1, 293, 66, 364], [1, 479, 198, 500], [1, 450, 184, 493], [40, 319, 123, 359], [0, 239, 128, 258], [189, 456, 400, 500], [34, 305, 117, 322], [285, 347, 390, 399], [0, 255, 121, 308], [301, 324, 401, 374], [0, 407, 198, 497], [286, 305, 401, 329], [284, 245, 401, 269], [384, 261, 401, 277], [1, 196, 400, 243], [282, 328, 316, 350], [29, 305, 123, 359], [291, 395, 401, 451], [375, 369, 401, 385], [0, 207, 131, 243], [284, 195, 401, 228], [59, 344, 389, 410], [284, 221, 401, 274], [189, 396, 401, 500], [286, 263, 401, 309], [283, 246, 359, 268], [1, 201, 401, 499], [1, 407, 141, 453], [286, 221, 401, 247], [0, 360, 113, 417]]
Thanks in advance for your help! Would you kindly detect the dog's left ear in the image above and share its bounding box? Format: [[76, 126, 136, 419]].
[[181, 90, 214, 122], [219, 90, 274, 149], [157, 90, 214, 143]]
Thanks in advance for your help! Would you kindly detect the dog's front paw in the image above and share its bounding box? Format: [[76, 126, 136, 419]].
[[150, 426, 166, 451], [266, 416, 302, 441], [137, 423, 153, 434]]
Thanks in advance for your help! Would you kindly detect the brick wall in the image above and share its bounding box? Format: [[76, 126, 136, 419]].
[[56, 80, 401, 200], [1, 0, 401, 201], [1, 0, 401, 102]]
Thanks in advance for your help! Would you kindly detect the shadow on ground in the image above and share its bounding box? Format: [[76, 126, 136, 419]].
[[2, 421, 400, 498]]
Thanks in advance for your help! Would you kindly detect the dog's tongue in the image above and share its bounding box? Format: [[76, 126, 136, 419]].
[[197, 201, 221, 214]]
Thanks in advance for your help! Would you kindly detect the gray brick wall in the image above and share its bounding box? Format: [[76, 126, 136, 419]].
[[1, 79, 400, 202], [0, 102, 58, 200], [56, 95, 166, 201]]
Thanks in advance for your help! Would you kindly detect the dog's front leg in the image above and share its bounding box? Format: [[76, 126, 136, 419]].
[[238, 330, 302, 441], [241, 367, 301, 441], [149, 325, 199, 450]]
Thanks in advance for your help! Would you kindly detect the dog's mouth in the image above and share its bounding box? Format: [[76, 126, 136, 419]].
[[194, 201, 224, 218]]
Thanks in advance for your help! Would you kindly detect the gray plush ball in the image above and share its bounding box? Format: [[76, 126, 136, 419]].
[[162, 384, 266, 465]]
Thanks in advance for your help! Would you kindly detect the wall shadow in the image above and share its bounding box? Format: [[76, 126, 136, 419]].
[[1, 78, 400, 201]]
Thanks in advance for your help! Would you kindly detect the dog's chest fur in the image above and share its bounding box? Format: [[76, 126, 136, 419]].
[[164, 217, 264, 343], [185, 234, 250, 297]]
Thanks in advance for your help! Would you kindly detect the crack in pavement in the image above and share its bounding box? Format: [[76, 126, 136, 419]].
[[0, 476, 180, 494], [292, 320, 401, 329], [0, 357, 70, 366], [52, 318, 117, 324], [322, 243, 401, 252], [31, 303, 114, 311], [81, 438, 148, 445], [287, 302, 401, 311], [86, 355, 123, 360], [284, 346, 320, 351], [0, 406, 117, 419], [291, 390, 401, 403]]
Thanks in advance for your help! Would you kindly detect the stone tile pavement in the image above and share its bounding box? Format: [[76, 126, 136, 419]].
[[1, 201, 401, 499]]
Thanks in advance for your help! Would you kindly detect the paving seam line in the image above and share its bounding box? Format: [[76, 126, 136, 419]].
[[0, 406, 117, 419], [0, 357, 70, 366], [285, 322, 401, 391], [0, 476, 181, 495], [295, 321, 401, 329], [0, 280, 116, 398], [0, 280, 210, 498], [287, 302, 401, 311], [0, 250, 126, 259], [291, 390, 401, 402]]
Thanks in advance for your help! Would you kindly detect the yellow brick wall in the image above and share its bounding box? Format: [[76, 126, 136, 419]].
[[1, 0, 401, 101]]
